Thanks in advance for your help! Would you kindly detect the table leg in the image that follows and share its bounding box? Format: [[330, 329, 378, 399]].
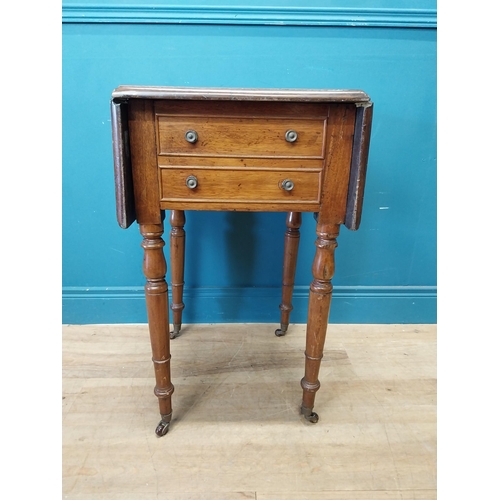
[[300, 224, 339, 423], [140, 223, 174, 436], [169, 210, 186, 339], [275, 212, 302, 337]]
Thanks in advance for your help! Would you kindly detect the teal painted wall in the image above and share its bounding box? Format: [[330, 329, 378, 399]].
[[62, 1, 437, 324]]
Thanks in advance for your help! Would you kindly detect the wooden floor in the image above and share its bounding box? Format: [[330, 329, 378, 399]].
[[62, 323, 436, 500]]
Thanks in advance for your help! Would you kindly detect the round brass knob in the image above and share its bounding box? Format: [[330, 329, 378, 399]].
[[281, 179, 294, 191], [185, 130, 198, 143], [186, 175, 198, 189], [285, 130, 298, 143]]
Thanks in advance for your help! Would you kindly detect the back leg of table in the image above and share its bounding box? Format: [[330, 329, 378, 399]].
[[275, 212, 302, 337], [169, 210, 186, 339]]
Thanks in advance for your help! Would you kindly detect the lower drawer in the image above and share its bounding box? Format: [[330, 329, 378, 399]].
[[159, 168, 322, 209]]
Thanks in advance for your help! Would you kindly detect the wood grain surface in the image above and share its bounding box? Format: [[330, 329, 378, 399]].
[[112, 86, 370, 103], [157, 115, 325, 159], [159, 168, 321, 206], [63, 323, 436, 499], [110, 88, 374, 440]]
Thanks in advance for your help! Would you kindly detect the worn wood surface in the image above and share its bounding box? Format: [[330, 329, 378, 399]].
[[110, 100, 135, 229], [169, 210, 186, 338], [277, 212, 302, 335], [318, 104, 357, 226], [128, 100, 162, 225], [155, 100, 327, 213], [111, 89, 373, 433], [112, 88, 372, 223], [345, 103, 374, 231], [63, 323, 436, 499], [159, 168, 321, 207], [156, 115, 325, 159], [139, 223, 173, 423], [157, 155, 324, 170], [112, 86, 370, 103]]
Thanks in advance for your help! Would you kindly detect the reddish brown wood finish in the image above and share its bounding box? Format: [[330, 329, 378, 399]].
[[345, 104, 374, 230], [140, 223, 174, 434], [111, 86, 373, 436], [159, 167, 321, 208], [320, 104, 357, 225], [128, 100, 162, 225], [275, 212, 302, 337], [301, 224, 340, 422], [113, 85, 370, 103], [111, 100, 135, 229], [169, 210, 186, 339], [156, 114, 326, 158]]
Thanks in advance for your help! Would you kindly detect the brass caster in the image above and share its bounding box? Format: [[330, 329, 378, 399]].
[[305, 412, 319, 423], [170, 324, 181, 339], [275, 324, 288, 337], [155, 412, 172, 437], [155, 420, 170, 437], [301, 406, 319, 424]]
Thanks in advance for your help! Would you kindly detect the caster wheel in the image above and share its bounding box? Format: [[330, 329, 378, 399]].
[[275, 324, 288, 337], [304, 412, 319, 424], [301, 406, 319, 424], [170, 325, 181, 339], [155, 420, 170, 437]]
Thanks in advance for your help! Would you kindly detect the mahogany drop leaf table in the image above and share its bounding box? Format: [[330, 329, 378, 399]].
[[110, 86, 373, 436]]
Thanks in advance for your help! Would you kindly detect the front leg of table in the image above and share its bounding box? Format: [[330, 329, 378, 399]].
[[275, 211, 302, 337], [140, 223, 174, 436], [169, 210, 186, 339], [300, 223, 339, 423]]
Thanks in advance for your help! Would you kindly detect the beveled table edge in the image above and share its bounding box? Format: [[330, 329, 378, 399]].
[[111, 86, 371, 103]]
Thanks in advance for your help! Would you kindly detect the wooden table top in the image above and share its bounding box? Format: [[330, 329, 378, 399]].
[[111, 85, 371, 103]]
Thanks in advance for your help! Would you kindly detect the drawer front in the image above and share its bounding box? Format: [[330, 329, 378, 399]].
[[157, 115, 326, 159], [159, 168, 321, 206]]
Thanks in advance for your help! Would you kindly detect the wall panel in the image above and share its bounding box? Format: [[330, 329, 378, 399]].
[[62, 1, 437, 323]]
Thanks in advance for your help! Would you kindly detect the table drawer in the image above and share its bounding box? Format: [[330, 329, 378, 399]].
[[156, 115, 326, 159], [159, 168, 322, 206]]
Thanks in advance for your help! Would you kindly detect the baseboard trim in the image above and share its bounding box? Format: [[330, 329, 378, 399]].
[[62, 4, 437, 28], [62, 285, 436, 324]]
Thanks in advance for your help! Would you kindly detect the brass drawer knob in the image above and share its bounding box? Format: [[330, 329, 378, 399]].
[[185, 130, 198, 143], [285, 130, 298, 143], [281, 179, 294, 191], [186, 175, 198, 189]]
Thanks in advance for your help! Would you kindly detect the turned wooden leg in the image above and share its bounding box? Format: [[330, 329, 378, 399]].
[[140, 223, 174, 437], [275, 212, 302, 337], [301, 224, 339, 423], [169, 210, 186, 339]]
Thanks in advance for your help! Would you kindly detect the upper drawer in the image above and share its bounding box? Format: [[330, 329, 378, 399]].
[[155, 104, 327, 160]]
